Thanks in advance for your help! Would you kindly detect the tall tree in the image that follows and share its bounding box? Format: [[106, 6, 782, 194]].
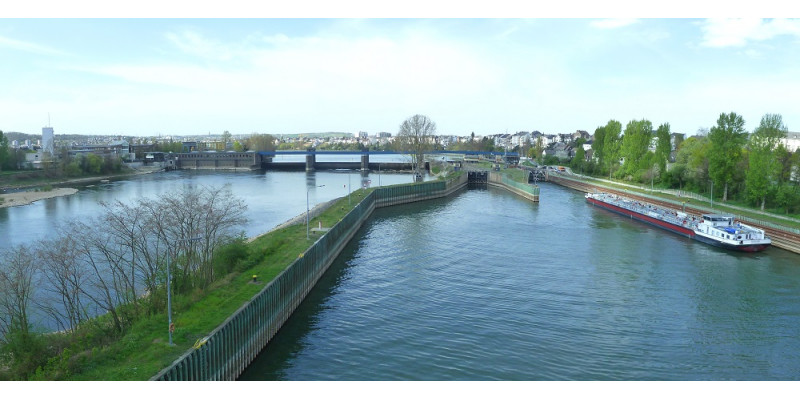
[[620, 119, 653, 177], [708, 112, 748, 202], [0, 131, 9, 172], [245, 134, 276, 152], [531, 136, 545, 164], [746, 114, 788, 210], [591, 126, 606, 173], [397, 114, 437, 177], [602, 120, 622, 178], [0, 245, 37, 337], [654, 123, 672, 179]]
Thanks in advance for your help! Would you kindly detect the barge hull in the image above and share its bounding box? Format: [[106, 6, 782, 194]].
[[693, 234, 771, 252], [587, 197, 696, 238]]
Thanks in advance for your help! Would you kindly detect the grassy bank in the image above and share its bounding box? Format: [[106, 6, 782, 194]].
[[0, 167, 140, 190], [54, 188, 373, 380]]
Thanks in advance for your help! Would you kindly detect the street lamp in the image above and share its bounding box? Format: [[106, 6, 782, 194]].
[[307, 185, 325, 239], [166, 236, 202, 346]]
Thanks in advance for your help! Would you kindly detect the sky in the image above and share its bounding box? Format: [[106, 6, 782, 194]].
[[2, 3, 800, 138]]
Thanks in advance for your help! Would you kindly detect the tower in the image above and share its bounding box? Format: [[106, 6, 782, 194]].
[[42, 126, 54, 155]]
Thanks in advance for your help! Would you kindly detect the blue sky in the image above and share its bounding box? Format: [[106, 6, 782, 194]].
[[2, 13, 800, 137]]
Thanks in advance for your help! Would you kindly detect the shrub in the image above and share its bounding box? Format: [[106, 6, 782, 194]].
[[212, 237, 251, 276]]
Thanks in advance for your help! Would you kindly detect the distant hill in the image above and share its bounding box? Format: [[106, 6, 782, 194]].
[[280, 132, 353, 138], [3, 131, 37, 141]]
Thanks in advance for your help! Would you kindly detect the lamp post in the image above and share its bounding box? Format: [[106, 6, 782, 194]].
[[307, 185, 325, 239], [167, 236, 201, 346]]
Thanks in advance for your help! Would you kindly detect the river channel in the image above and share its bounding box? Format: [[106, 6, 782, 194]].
[[239, 182, 800, 380], [4, 170, 800, 380]]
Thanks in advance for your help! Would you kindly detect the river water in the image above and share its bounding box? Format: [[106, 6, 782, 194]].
[[239, 182, 800, 381], [4, 172, 800, 380], [0, 169, 425, 252]]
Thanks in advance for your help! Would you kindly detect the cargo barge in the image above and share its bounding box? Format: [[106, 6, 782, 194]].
[[586, 192, 770, 252]]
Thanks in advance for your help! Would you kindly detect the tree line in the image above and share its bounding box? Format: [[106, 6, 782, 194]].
[[569, 112, 800, 214], [0, 185, 248, 379]]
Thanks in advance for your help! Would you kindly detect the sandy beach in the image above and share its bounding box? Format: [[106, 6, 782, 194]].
[[0, 188, 79, 209]]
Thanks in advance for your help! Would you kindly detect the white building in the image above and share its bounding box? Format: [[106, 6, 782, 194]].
[[42, 126, 54, 155], [783, 132, 800, 152]]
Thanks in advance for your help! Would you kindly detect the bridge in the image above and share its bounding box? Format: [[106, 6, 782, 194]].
[[257, 149, 520, 172], [169, 149, 519, 172]]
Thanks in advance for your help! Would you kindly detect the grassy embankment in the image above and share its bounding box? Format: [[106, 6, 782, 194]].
[[0, 167, 140, 190], [66, 187, 375, 380]]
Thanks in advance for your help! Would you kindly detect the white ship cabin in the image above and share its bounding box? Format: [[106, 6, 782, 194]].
[[702, 214, 734, 226], [696, 214, 768, 242]]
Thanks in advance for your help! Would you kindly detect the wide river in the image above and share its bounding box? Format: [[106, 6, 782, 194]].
[[3, 170, 800, 380], [240, 181, 800, 380]]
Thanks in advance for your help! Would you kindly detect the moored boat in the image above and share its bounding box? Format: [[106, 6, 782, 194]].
[[585, 192, 770, 252]]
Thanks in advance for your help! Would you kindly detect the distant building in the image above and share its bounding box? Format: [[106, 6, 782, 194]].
[[783, 132, 800, 152], [41, 126, 54, 155]]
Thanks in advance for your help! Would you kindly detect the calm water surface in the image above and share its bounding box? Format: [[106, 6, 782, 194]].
[[0, 169, 425, 251], [240, 183, 800, 380]]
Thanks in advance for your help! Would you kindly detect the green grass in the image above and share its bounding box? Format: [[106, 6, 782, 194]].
[[67, 188, 373, 380]]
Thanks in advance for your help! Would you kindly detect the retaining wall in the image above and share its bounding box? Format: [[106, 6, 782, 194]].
[[488, 172, 540, 202], [151, 173, 468, 380]]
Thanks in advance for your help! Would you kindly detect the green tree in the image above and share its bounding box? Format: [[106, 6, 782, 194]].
[[246, 134, 277, 152], [775, 183, 800, 215], [591, 126, 606, 174], [531, 136, 544, 164], [620, 119, 653, 178], [602, 120, 622, 179], [86, 154, 103, 174], [708, 112, 748, 202], [654, 123, 672, 180], [570, 138, 586, 173], [0, 131, 9, 172], [672, 135, 710, 191], [746, 114, 788, 210]]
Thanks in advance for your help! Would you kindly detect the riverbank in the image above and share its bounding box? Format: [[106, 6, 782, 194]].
[[0, 164, 165, 191], [0, 187, 79, 209]]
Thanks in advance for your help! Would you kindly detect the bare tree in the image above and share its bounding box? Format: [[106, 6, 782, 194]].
[[37, 235, 90, 333], [397, 114, 437, 178], [0, 245, 37, 338], [150, 185, 248, 291], [98, 199, 153, 315], [68, 221, 128, 334]]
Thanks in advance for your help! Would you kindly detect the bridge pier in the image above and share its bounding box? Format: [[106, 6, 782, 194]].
[[361, 151, 369, 171], [306, 148, 316, 172]]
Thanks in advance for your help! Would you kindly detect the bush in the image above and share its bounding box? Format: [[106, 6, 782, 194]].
[[212, 237, 251, 276]]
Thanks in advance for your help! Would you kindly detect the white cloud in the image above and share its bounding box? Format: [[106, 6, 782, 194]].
[[0, 35, 68, 56], [590, 19, 640, 29], [700, 18, 800, 47]]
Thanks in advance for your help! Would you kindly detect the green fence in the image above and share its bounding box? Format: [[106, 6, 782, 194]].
[[152, 174, 467, 380]]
